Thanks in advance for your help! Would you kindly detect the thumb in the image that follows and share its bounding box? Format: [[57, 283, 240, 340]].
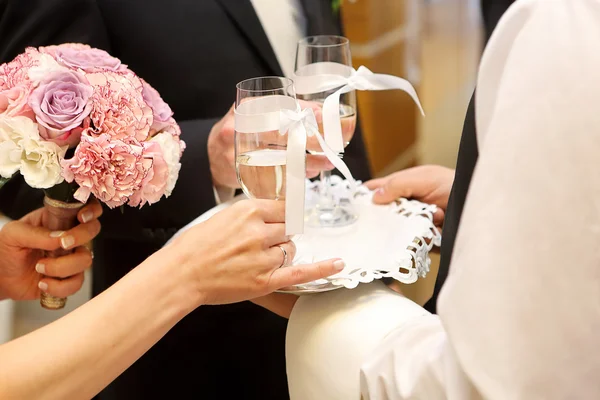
[[371, 175, 417, 204], [364, 177, 387, 190], [2, 219, 61, 252]]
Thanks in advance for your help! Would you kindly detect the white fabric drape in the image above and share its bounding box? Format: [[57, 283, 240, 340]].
[[355, 0, 600, 398]]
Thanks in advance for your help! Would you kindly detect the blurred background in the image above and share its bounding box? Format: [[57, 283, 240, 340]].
[[0, 0, 483, 343]]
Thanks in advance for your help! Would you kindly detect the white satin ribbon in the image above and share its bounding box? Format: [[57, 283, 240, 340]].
[[293, 62, 425, 153], [235, 96, 355, 235]]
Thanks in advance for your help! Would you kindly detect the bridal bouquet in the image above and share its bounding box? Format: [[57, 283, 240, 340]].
[[0, 44, 185, 308], [0, 44, 185, 206]]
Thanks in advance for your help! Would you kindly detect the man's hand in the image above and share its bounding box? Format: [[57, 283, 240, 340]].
[[207, 105, 238, 189], [365, 165, 455, 227], [207, 105, 335, 189]]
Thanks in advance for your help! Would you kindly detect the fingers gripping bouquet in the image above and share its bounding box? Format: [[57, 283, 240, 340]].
[[0, 44, 185, 309]]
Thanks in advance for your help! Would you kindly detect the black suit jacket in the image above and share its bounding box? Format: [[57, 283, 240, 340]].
[[0, 1, 371, 399], [424, 0, 515, 314]]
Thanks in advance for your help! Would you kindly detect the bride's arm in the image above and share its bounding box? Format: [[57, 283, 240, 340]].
[[0, 241, 199, 400], [0, 200, 343, 400]]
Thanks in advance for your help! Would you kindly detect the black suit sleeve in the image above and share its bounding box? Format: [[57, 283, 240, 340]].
[[0, 0, 111, 218], [341, 124, 371, 182], [0, 0, 111, 61], [161, 117, 220, 222]]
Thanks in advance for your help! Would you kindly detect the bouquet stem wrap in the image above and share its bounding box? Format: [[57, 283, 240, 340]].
[[235, 96, 354, 235], [40, 196, 83, 310], [293, 62, 426, 153]]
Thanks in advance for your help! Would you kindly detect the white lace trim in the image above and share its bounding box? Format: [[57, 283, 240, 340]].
[[296, 178, 442, 289]]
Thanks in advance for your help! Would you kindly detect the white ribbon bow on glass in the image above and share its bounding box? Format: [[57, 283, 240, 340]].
[[279, 106, 354, 235], [235, 95, 354, 236], [293, 62, 426, 153]]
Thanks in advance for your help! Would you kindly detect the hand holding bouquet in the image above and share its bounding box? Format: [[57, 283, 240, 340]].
[[0, 44, 185, 308]]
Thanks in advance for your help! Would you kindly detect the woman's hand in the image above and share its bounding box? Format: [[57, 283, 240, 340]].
[[170, 199, 345, 306], [365, 165, 455, 228], [0, 201, 102, 301]]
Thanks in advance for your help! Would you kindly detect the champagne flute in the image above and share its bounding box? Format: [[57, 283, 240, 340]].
[[295, 35, 358, 228], [235, 77, 297, 201]]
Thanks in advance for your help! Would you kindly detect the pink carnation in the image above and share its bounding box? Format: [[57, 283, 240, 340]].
[[62, 132, 151, 208], [86, 71, 153, 141], [0, 48, 41, 90], [128, 141, 169, 208]]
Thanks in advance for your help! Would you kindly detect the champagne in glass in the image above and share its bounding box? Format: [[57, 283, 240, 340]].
[[306, 103, 357, 155], [234, 77, 297, 202], [295, 35, 358, 227], [236, 148, 287, 200]]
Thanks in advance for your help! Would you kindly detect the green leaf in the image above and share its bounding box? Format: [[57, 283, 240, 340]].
[[332, 0, 342, 13], [0, 175, 12, 190]]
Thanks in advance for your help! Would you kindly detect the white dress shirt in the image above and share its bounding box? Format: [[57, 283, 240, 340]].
[[287, 0, 600, 398], [250, 0, 307, 78]]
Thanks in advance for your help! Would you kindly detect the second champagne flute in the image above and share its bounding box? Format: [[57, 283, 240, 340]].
[[295, 35, 358, 228]]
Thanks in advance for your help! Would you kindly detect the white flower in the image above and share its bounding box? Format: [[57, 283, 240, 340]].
[[151, 132, 183, 197], [0, 115, 67, 188], [27, 54, 69, 85]]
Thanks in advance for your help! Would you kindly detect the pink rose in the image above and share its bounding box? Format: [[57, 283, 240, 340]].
[[0, 85, 34, 119], [128, 141, 169, 207], [28, 70, 93, 147], [62, 132, 151, 208], [141, 79, 173, 134], [86, 71, 153, 141], [38, 126, 85, 149], [0, 48, 41, 90], [39, 43, 92, 58], [55, 45, 124, 72]]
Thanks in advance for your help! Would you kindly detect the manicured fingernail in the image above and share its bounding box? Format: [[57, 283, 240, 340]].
[[375, 188, 385, 196], [50, 231, 65, 238], [61, 236, 75, 249], [90, 251, 95, 260], [333, 260, 345, 271], [35, 263, 45, 274], [81, 211, 94, 223], [38, 281, 48, 291]]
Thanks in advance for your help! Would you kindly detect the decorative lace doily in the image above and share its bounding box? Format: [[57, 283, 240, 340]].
[[291, 176, 442, 290]]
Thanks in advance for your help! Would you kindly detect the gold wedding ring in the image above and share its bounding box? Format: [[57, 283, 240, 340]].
[[277, 245, 288, 268]]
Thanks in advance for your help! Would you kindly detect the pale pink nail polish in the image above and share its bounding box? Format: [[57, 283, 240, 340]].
[[35, 263, 45, 274], [81, 211, 94, 223], [61, 236, 75, 249], [50, 231, 65, 238], [38, 281, 48, 291], [333, 260, 345, 271]]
